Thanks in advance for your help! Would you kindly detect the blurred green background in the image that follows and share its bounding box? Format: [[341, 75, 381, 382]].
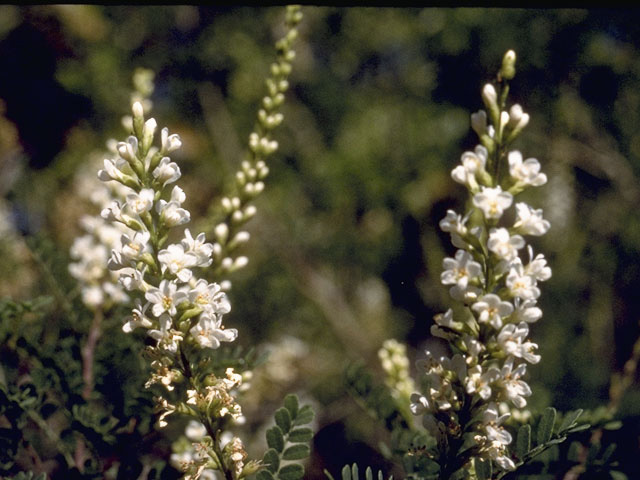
[[1, 6, 640, 479]]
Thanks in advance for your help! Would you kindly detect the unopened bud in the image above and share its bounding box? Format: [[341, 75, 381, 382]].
[[470, 110, 487, 137], [500, 50, 516, 80], [215, 223, 229, 243], [132, 101, 144, 119]]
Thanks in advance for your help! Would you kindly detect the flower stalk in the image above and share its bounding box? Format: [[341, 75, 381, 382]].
[[92, 7, 302, 480], [409, 50, 551, 478]]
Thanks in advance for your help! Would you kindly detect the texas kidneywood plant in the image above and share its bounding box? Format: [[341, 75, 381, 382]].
[[69, 6, 312, 480], [336, 51, 590, 480], [411, 49, 552, 476]]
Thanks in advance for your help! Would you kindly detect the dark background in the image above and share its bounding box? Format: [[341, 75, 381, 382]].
[[1, 6, 639, 479]]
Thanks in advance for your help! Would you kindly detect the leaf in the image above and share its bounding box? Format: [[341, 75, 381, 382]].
[[567, 441, 582, 462], [558, 409, 583, 432], [351, 464, 359, 480], [601, 443, 616, 464], [283, 444, 310, 460], [257, 470, 276, 480], [516, 424, 531, 459], [610, 471, 628, 480], [263, 448, 280, 473], [565, 423, 591, 434], [293, 404, 314, 426], [275, 407, 292, 433], [537, 407, 556, 445], [284, 394, 299, 419], [365, 467, 373, 480], [278, 464, 305, 480], [341, 465, 352, 480], [288, 427, 313, 443], [603, 420, 623, 431], [545, 435, 567, 446], [267, 426, 285, 453], [324, 469, 336, 480], [475, 457, 492, 480]]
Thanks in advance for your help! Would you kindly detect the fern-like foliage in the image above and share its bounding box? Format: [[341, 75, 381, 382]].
[[256, 394, 314, 480], [491, 407, 589, 480]]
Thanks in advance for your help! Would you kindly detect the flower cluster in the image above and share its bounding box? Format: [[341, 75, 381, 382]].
[[98, 101, 237, 360], [205, 5, 302, 284], [68, 156, 132, 310], [379, 339, 416, 410], [410, 51, 550, 473]]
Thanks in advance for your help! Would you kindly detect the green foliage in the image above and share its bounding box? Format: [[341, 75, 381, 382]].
[[5, 473, 47, 480], [496, 408, 590, 479], [324, 463, 392, 480], [258, 394, 314, 480], [345, 361, 409, 432]]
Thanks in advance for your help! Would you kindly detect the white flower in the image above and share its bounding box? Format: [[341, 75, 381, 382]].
[[189, 314, 238, 349], [508, 150, 547, 186], [448, 284, 482, 304], [123, 300, 153, 333], [462, 334, 485, 361], [145, 279, 187, 317], [525, 248, 552, 282], [169, 185, 186, 204], [497, 322, 541, 364], [157, 199, 190, 227], [506, 261, 540, 300], [100, 200, 123, 222], [513, 202, 550, 236], [148, 314, 183, 353], [465, 365, 500, 400], [98, 158, 127, 183], [184, 420, 207, 441], [478, 403, 516, 470], [153, 156, 181, 185], [161, 128, 182, 153], [439, 209, 468, 236], [498, 357, 532, 408], [451, 145, 488, 188], [182, 229, 214, 267], [410, 393, 432, 415], [473, 186, 513, 220], [82, 285, 104, 308], [117, 136, 138, 163], [482, 403, 512, 443], [119, 267, 147, 291], [472, 294, 514, 329], [126, 188, 155, 215], [441, 250, 482, 290], [488, 228, 525, 261], [439, 210, 472, 248], [158, 243, 198, 282], [513, 298, 543, 323], [188, 279, 231, 316], [120, 231, 152, 261]]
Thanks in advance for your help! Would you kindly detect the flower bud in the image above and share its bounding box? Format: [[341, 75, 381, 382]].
[[215, 223, 229, 243], [500, 50, 516, 80], [132, 101, 144, 119], [471, 110, 487, 137], [482, 84, 497, 110]]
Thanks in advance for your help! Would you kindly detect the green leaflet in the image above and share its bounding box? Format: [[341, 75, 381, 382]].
[[260, 394, 314, 480]]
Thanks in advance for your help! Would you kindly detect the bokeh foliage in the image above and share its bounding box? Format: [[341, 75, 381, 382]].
[[1, 6, 640, 479]]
